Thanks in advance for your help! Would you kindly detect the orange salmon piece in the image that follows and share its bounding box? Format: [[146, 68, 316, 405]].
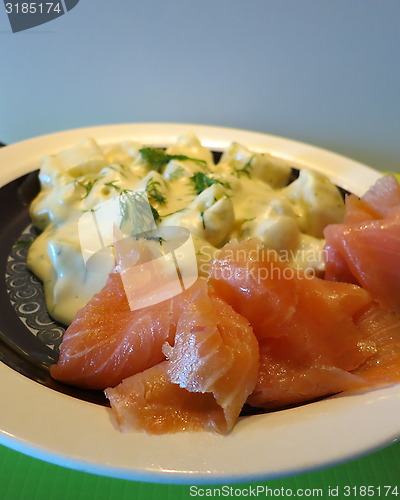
[[210, 239, 372, 368], [248, 342, 365, 409], [209, 239, 374, 408], [323, 243, 359, 284], [325, 211, 400, 311], [105, 285, 259, 434], [51, 272, 204, 390], [343, 194, 379, 224], [362, 174, 400, 218], [105, 362, 231, 434], [353, 303, 400, 383], [324, 175, 400, 311]]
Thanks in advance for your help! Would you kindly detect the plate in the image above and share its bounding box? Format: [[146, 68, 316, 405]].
[[0, 123, 399, 484]]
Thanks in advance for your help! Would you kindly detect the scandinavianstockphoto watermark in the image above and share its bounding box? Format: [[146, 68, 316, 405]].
[[3, 0, 79, 32], [199, 246, 325, 282], [210, 259, 318, 283]]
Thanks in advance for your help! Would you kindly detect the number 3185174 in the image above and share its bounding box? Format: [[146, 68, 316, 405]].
[[5, 3, 62, 14]]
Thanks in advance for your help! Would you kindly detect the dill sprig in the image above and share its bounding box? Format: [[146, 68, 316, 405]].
[[189, 172, 229, 195], [146, 178, 167, 205], [143, 234, 165, 245], [140, 147, 207, 173], [75, 179, 95, 199], [74, 176, 103, 199], [200, 211, 206, 229], [150, 206, 161, 222], [160, 207, 186, 218], [233, 156, 254, 177], [104, 180, 122, 192], [119, 190, 158, 233]]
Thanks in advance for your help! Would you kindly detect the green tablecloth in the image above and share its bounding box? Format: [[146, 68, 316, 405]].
[[0, 441, 399, 499]]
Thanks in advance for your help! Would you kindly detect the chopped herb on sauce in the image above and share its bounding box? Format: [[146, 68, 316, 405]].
[[140, 147, 207, 173], [190, 172, 230, 195]]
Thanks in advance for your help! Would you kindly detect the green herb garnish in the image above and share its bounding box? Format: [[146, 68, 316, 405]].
[[144, 235, 165, 245], [160, 207, 187, 218], [104, 180, 122, 192], [233, 156, 254, 178], [74, 176, 103, 199], [150, 206, 161, 222], [146, 178, 167, 205], [200, 211, 206, 229], [119, 190, 157, 232], [75, 180, 95, 199], [140, 147, 207, 173], [189, 172, 229, 195]]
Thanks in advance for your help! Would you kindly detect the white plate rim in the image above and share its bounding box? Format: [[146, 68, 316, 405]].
[[0, 122, 398, 485]]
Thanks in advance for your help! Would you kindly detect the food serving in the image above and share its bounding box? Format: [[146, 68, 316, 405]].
[[27, 133, 344, 325], [24, 131, 400, 436], [1, 124, 400, 482]]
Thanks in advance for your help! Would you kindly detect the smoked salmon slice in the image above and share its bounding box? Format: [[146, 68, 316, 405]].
[[209, 238, 376, 408], [50, 272, 204, 390], [342, 194, 378, 224], [361, 174, 400, 218], [105, 362, 228, 434], [325, 212, 400, 311], [324, 175, 400, 311], [322, 244, 359, 284], [105, 284, 259, 434], [353, 303, 400, 383], [248, 344, 365, 409]]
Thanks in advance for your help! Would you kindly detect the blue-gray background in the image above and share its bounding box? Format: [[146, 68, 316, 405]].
[[1, 0, 399, 171]]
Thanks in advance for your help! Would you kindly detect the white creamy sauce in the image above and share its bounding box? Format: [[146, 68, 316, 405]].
[[27, 134, 345, 325]]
